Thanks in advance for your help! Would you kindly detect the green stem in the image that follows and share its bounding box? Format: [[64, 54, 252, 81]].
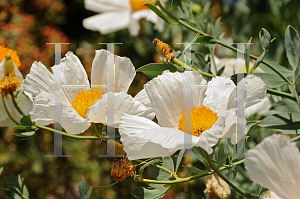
[[93, 181, 118, 189], [156, 1, 293, 86], [267, 88, 298, 102], [92, 123, 102, 141], [137, 159, 244, 184], [34, 123, 98, 140], [173, 58, 215, 78], [9, 90, 24, 115], [209, 47, 218, 75], [204, 151, 251, 199], [135, 159, 179, 179], [1, 95, 20, 125], [174, 58, 298, 102], [0, 187, 10, 192]]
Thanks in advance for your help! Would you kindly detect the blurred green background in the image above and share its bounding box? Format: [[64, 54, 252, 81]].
[[0, 0, 299, 198]]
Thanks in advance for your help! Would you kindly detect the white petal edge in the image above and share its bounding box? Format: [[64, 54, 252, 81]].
[[245, 134, 300, 199], [51, 51, 89, 103], [83, 12, 130, 34], [144, 71, 206, 128], [24, 61, 54, 96], [30, 91, 90, 134], [86, 92, 152, 127], [91, 49, 136, 94], [84, 0, 129, 13], [133, 88, 155, 120], [227, 74, 266, 110], [203, 76, 235, 115]]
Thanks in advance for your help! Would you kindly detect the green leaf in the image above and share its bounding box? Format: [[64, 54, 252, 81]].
[[212, 17, 222, 39], [79, 178, 86, 199], [149, 157, 174, 181], [194, 52, 209, 73], [14, 131, 35, 138], [144, 4, 178, 25], [214, 139, 229, 168], [259, 28, 271, 51], [245, 38, 252, 73], [259, 59, 294, 78], [288, 84, 300, 105], [136, 63, 177, 79], [285, 25, 300, 71], [253, 73, 286, 88], [182, 166, 208, 175], [250, 51, 266, 74], [20, 115, 33, 126], [260, 112, 300, 134], [246, 121, 257, 133], [174, 149, 185, 173], [22, 185, 29, 199], [216, 66, 225, 76], [10, 126, 27, 130], [195, 35, 218, 44], [0, 167, 3, 175], [131, 183, 172, 199], [85, 187, 92, 199], [191, 147, 210, 171], [269, 98, 300, 114]]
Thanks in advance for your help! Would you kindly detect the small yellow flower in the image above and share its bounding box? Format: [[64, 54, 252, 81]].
[[0, 52, 22, 97]]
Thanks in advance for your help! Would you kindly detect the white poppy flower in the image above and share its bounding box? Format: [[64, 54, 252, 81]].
[[24, 49, 154, 134], [83, 0, 166, 36], [245, 134, 300, 199], [0, 57, 33, 127], [119, 71, 266, 160], [210, 56, 271, 116]]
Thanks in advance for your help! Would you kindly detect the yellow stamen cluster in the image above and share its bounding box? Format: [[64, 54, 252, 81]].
[[0, 69, 21, 97], [178, 106, 219, 137], [153, 38, 175, 62], [110, 156, 133, 182], [70, 88, 103, 118], [0, 46, 21, 69], [130, 0, 154, 11]]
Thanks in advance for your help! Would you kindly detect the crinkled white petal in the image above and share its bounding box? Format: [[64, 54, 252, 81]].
[[86, 91, 152, 127], [91, 49, 136, 94], [228, 74, 266, 110], [30, 91, 90, 134], [83, 11, 130, 34], [133, 88, 155, 120], [51, 51, 89, 103], [84, 0, 129, 13], [203, 76, 235, 115], [119, 114, 188, 160], [119, 113, 225, 160], [245, 96, 271, 117], [144, 70, 206, 128], [24, 61, 54, 96], [221, 109, 247, 144], [245, 134, 300, 199]]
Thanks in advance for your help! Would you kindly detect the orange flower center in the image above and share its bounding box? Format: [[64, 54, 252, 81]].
[[0, 46, 21, 69], [130, 0, 154, 11], [178, 106, 219, 137], [70, 88, 103, 118]]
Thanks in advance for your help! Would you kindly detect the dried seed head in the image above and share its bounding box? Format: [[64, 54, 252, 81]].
[[110, 156, 133, 182], [152, 38, 175, 62], [204, 174, 231, 199]]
